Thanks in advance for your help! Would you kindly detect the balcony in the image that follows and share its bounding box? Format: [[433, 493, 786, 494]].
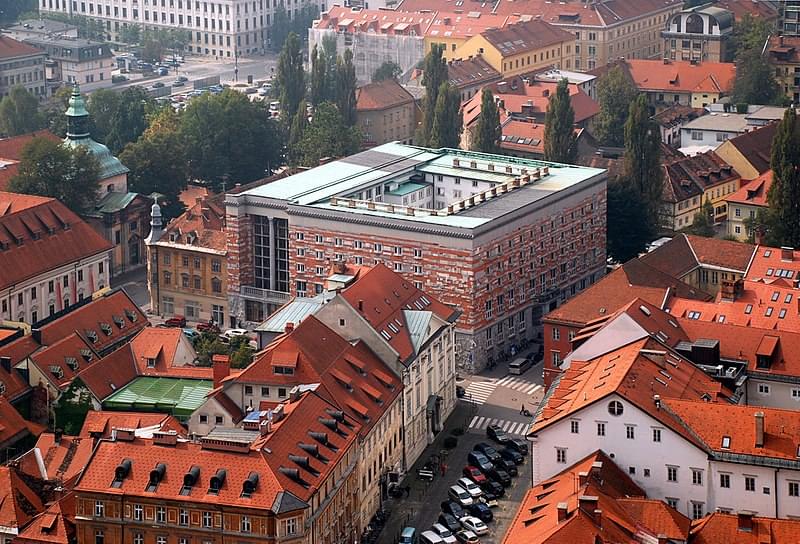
[[240, 285, 290, 304]]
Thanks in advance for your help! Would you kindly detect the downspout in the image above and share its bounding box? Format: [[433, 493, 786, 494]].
[[775, 468, 780, 518]]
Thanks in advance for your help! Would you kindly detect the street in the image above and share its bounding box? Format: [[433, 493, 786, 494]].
[[377, 348, 546, 544]]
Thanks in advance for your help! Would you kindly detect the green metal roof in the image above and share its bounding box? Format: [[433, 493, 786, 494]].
[[63, 136, 130, 180], [102, 377, 213, 417], [92, 191, 140, 214], [387, 181, 428, 197]]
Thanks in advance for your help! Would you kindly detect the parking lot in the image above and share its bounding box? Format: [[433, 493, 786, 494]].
[[376, 400, 532, 544]]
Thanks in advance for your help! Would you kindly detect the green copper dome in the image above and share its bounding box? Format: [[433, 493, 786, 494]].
[[63, 84, 130, 180]]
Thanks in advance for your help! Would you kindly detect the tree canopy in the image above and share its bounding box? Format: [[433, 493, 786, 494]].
[[606, 176, 650, 263], [595, 66, 638, 147], [372, 61, 402, 83], [105, 86, 154, 154], [543, 79, 577, 163], [269, 4, 319, 52], [0, 86, 44, 137], [732, 48, 782, 106], [86, 89, 121, 144], [296, 102, 361, 167], [418, 44, 448, 146], [687, 196, 715, 238], [764, 107, 800, 247], [470, 88, 501, 154], [428, 83, 462, 149], [277, 32, 306, 122], [335, 49, 358, 127]]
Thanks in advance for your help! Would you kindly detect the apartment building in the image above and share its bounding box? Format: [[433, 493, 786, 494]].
[[146, 197, 228, 325], [766, 35, 800, 103], [225, 143, 607, 371], [725, 170, 771, 241], [38, 0, 318, 58], [779, 0, 800, 36], [715, 123, 777, 182], [355, 79, 417, 148], [74, 389, 362, 544], [21, 36, 113, 91], [662, 4, 734, 63], [493, 0, 683, 71], [0, 36, 47, 100], [446, 56, 501, 103]]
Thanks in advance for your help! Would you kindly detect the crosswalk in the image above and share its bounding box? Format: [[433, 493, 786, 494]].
[[463, 376, 543, 406], [463, 380, 498, 405], [495, 375, 543, 396], [467, 416, 530, 436]]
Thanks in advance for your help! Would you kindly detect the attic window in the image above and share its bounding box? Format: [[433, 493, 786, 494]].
[[125, 309, 138, 322], [65, 357, 79, 371], [771, 291, 780, 302], [113, 315, 125, 328], [86, 330, 98, 343], [718, 315, 725, 323], [146, 463, 166, 492], [274, 365, 294, 375], [380, 330, 391, 341], [764, 250, 772, 257], [765, 307, 774, 317], [639, 305, 651, 316], [388, 322, 400, 334], [146, 358, 156, 368], [687, 311, 701, 320], [100, 323, 113, 335], [241, 471, 259, 498], [49, 365, 64, 379], [744, 304, 753, 315], [779, 309, 787, 319], [721, 436, 731, 449], [786, 294, 794, 304], [111, 459, 132, 488], [81, 348, 93, 362], [766, 268, 774, 276]]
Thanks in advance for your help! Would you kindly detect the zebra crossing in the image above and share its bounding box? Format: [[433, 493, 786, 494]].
[[462, 375, 543, 406], [467, 416, 530, 436], [463, 379, 498, 405], [495, 375, 543, 396]]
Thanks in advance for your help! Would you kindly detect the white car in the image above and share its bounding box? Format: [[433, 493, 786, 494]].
[[431, 523, 457, 544], [448, 485, 474, 506], [456, 477, 482, 499], [221, 328, 249, 340], [460, 516, 488, 536]]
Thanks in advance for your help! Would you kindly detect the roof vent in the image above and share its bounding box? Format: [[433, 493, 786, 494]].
[[208, 468, 227, 495], [298, 441, 330, 463], [181, 466, 200, 495], [100, 322, 113, 335], [309, 431, 330, 446], [112, 315, 124, 328], [241, 471, 259, 497], [289, 454, 319, 476], [125, 309, 138, 322], [153, 430, 178, 446], [146, 463, 166, 492], [112, 458, 132, 487], [279, 467, 308, 487], [325, 408, 346, 422]]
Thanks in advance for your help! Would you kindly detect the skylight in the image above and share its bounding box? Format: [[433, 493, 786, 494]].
[[721, 436, 731, 449]]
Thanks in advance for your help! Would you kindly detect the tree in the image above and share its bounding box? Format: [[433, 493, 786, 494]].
[[297, 102, 361, 167], [87, 89, 121, 144], [118, 24, 142, 45], [372, 61, 402, 82], [0, 0, 38, 24], [322, 35, 338, 101], [688, 196, 715, 237], [180, 89, 281, 189], [764, 107, 800, 247], [622, 94, 663, 236], [543, 79, 577, 163], [335, 49, 357, 127], [269, 6, 291, 53], [595, 66, 638, 147], [0, 86, 43, 136], [9, 137, 101, 214], [730, 13, 774, 60], [105, 86, 153, 154], [428, 83, 462, 149], [310, 45, 328, 106], [419, 44, 448, 146], [277, 32, 306, 122], [120, 108, 188, 219], [606, 175, 650, 263], [732, 47, 782, 106], [470, 88, 501, 154], [287, 100, 309, 166]]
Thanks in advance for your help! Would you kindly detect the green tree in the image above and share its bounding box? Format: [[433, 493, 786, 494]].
[[119, 23, 142, 44], [0, 0, 38, 24], [53, 379, 94, 435], [277, 32, 306, 122], [372, 61, 402, 82], [105, 86, 153, 154], [606, 175, 650, 263], [228, 336, 255, 369], [764, 107, 800, 247], [688, 196, 715, 237], [310, 44, 328, 106], [595, 66, 638, 147], [428, 83, 462, 149], [269, 6, 290, 52], [419, 44, 448, 146], [44, 86, 73, 138], [297, 102, 361, 167], [287, 99, 309, 166], [335, 49, 357, 127], [730, 13, 774, 59], [9, 137, 101, 214], [180, 89, 281, 189], [732, 47, 782, 106], [623, 94, 663, 235], [0, 86, 43, 136], [322, 35, 338, 101], [192, 332, 229, 366], [543, 79, 577, 163], [87, 88, 121, 144], [470, 88, 501, 154]]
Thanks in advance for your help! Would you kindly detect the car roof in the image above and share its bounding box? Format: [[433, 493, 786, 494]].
[[401, 527, 416, 536], [457, 477, 474, 484], [432, 523, 447, 531], [449, 484, 466, 491]]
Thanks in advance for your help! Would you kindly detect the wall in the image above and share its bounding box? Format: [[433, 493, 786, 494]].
[[357, 101, 416, 147], [726, 202, 759, 241], [746, 376, 800, 411], [0, 51, 47, 99], [680, 127, 739, 149]]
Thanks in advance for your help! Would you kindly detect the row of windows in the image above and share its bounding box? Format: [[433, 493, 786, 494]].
[[162, 253, 222, 271]]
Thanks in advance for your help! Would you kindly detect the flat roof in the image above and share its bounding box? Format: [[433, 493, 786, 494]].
[[681, 113, 749, 132], [387, 181, 428, 196], [103, 377, 213, 417], [236, 143, 605, 229]]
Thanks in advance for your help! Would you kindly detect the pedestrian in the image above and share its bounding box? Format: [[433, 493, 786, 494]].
[[520, 403, 526, 415], [440, 463, 447, 476]]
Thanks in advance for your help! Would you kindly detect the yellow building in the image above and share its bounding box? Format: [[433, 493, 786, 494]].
[[454, 19, 576, 77], [423, 12, 518, 61]]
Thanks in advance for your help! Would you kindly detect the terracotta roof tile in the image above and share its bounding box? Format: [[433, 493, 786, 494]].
[[726, 169, 772, 207], [0, 396, 41, 448], [690, 512, 800, 544], [28, 333, 98, 390], [0, 36, 45, 60], [447, 56, 502, 90], [641, 233, 755, 279], [616, 498, 691, 540], [724, 122, 777, 176], [0, 466, 45, 531], [157, 196, 226, 254], [129, 327, 212, 380], [625, 58, 735, 94], [18, 433, 94, 486], [745, 244, 800, 283], [316, 7, 436, 35], [0, 334, 35, 401], [426, 12, 518, 40], [74, 344, 138, 401], [494, 0, 682, 23], [79, 410, 186, 438], [14, 493, 75, 544], [661, 151, 740, 204], [356, 79, 415, 112], [479, 19, 575, 55]]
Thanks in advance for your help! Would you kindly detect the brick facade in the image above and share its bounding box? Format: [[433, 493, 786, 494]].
[[226, 210, 253, 327]]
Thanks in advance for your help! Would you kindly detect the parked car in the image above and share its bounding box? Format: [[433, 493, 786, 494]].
[[258, 87, 269, 96], [487, 467, 511, 487], [493, 457, 518, 476], [157, 67, 169, 76], [399, 527, 416, 544], [244, 87, 258, 94], [462, 466, 487, 485], [474, 443, 501, 463], [221, 328, 248, 340], [456, 477, 482, 499], [466, 452, 494, 474], [459, 516, 488, 536], [448, 485, 473, 507], [431, 523, 457, 544], [182, 328, 200, 340], [196, 321, 220, 334], [420, 530, 444, 544], [438, 513, 461, 533], [173, 80, 185, 87], [504, 436, 529, 455], [466, 502, 493, 523], [454, 530, 480, 544], [441, 500, 468, 520], [486, 424, 510, 444], [164, 315, 187, 327], [480, 480, 504, 498], [479, 494, 498, 508], [499, 447, 523, 465]]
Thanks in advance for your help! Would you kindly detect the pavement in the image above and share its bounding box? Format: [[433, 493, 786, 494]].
[[376, 345, 546, 544], [110, 267, 149, 309]]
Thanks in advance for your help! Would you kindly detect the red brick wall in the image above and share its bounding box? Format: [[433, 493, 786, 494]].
[[542, 321, 584, 389], [225, 211, 253, 300]]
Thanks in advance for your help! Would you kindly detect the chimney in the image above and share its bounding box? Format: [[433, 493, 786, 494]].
[[31, 328, 42, 345], [0, 356, 9, 373], [114, 428, 136, 442], [755, 412, 765, 448], [53, 428, 63, 444], [578, 495, 599, 513], [260, 417, 272, 437], [153, 430, 178, 446], [556, 502, 569, 522], [577, 471, 589, 486], [212, 354, 230, 389], [737, 511, 755, 532], [653, 394, 661, 409], [284, 321, 294, 333], [780, 35, 785, 47], [357, 299, 364, 312], [289, 386, 301, 402], [781, 246, 794, 261]]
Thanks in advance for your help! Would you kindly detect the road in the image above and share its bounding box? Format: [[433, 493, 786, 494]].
[[376, 345, 546, 544]]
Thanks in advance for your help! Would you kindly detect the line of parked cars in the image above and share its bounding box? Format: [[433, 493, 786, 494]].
[[162, 316, 251, 345], [403, 424, 529, 544]]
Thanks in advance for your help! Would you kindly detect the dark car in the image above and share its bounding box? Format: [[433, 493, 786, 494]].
[[499, 447, 524, 465], [504, 436, 529, 456], [486, 423, 510, 444], [487, 467, 512, 487], [152, 81, 165, 88], [456, 384, 466, 398], [164, 315, 187, 327], [493, 457, 518, 476], [467, 502, 493, 523], [462, 465, 487, 485], [441, 501, 468, 520], [438, 513, 461, 533], [480, 480, 504, 498], [467, 451, 494, 474], [474, 442, 501, 463], [196, 321, 221, 334]]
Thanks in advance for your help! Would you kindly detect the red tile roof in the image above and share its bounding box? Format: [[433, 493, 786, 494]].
[[494, 0, 682, 24], [27, 333, 97, 390], [74, 344, 138, 402], [767, 35, 800, 63], [726, 169, 772, 207], [661, 151, 740, 204], [690, 512, 800, 544], [661, 399, 800, 461], [503, 450, 689, 544], [316, 6, 436, 35], [624, 58, 735, 94], [356, 79, 415, 112], [716, 0, 778, 21], [0, 396, 42, 449], [157, 196, 226, 254], [0, 334, 34, 402], [14, 493, 75, 544], [0, 131, 61, 191], [397, 0, 494, 14], [640, 233, 756, 279], [745, 244, 800, 283], [0, 466, 45, 532], [479, 19, 575, 56], [447, 56, 502, 90], [0, 192, 113, 291], [338, 264, 458, 363], [722, 122, 776, 176], [79, 410, 186, 438], [0, 36, 45, 60], [19, 433, 94, 486], [426, 11, 518, 40], [129, 327, 212, 380]]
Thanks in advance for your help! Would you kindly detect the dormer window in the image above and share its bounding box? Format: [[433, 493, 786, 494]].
[[65, 357, 79, 371], [273, 366, 294, 375], [100, 323, 113, 335], [113, 315, 124, 328], [86, 330, 98, 343], [721, 436, 731, 449], [49, 365, 64, 379], [81, 348, 93, 362], [147, 358, 156, 368]]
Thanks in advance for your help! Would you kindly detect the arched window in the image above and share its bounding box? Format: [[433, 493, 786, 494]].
[[686, 14, 703, 34], [107, 184, 114, 193]]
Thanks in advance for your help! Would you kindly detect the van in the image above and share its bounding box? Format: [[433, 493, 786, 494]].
[[419, 530, 444, 544], [399, 527, 416, 544], [509, 357, 532, 375], [448, 485, 474, 506]]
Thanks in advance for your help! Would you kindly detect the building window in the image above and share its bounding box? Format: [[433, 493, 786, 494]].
[[556, 448, 567, 464], [570, 420, 579, 434], [156, 506, 166, 523], [156, 537, 167, 544], [720, 474, 731, 488], [667, 466, 678, 482], [202, 512, 212, 528], [692, 469, 703, 486], [608, 401, 623, 416], [666, 497, 678, 509], [179, 509, 189, 526], [790, 482, 800, 497], [241, 516, 251, 533], [283, 518, 298, 536], [133, 504, 143, 521], [626, 425, 635, 439], [691, 502, 704, 520], [596, 422, 605, 436], [211, 277, 222, 293], [245, 386, 253, 395], [552, 327, 560, 340], [652, 428, 661, 442], [745, 476, 756, 492], [758, 383, 770, 395], [95, 501, 104, 517], [95, 530, 104, 544], [134, 534, 144, 544], [211, 259, 221, 272]]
